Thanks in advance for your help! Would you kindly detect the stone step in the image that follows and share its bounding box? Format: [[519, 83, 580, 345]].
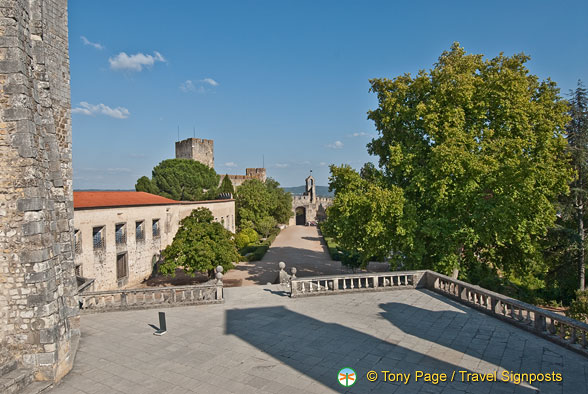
[[0, 367, 34, 394]]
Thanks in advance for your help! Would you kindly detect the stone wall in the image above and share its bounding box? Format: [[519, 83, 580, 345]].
[[175, 137, 214, 168], [0, 0, 79, 382], [74, 200, 235, 291]]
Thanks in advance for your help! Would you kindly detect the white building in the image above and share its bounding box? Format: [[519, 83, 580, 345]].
[[73, 191, 235, 291]]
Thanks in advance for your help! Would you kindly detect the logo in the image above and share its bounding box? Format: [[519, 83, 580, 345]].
[[338, 367, 357, 387]]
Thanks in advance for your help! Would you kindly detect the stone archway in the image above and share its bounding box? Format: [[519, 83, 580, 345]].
[[295, 207, 306, 225]]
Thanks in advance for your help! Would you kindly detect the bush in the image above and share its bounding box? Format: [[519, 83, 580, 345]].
[[235, 233, 250, 250], [324, 237, 342, 261], [241, 228, 259, 244], [568, 290, 588, 323]]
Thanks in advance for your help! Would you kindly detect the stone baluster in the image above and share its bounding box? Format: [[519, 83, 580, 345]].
[[215, 266, 224, 300]]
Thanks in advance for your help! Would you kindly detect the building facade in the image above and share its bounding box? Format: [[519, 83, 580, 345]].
[[74, 192, 235, 291]]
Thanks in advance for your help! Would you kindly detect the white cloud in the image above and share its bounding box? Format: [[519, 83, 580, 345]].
[[109, 51, 166, 72], [350, 131, 369, 137], [81, 36, 103, 50], [275, 163, 289, 168], [224, 162, 238, 168], [72, 102, 130, 119], [300, 160, 311, 165], [326, 140, 344, 149], [319, 162, 327, 166], [180, 80, 196, 92], [180, 78, 219, 93], [201, 78, 219, 87]]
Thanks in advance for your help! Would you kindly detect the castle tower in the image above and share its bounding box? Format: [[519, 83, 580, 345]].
[[175, 138, 214, 169], [245, 168, 267, 182], [0, 0, 80, 384]]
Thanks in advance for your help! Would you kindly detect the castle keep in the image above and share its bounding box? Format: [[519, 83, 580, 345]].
[[175, 137, 266, 187], [0, 0, 80, 386]]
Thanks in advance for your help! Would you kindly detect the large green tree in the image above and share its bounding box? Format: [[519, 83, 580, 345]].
[[323, 165, 410, 266], [235, 178, 292, 232], [135, 159, 219, 201], [335, 43, 573, 281], [160, 208, 240, 277]]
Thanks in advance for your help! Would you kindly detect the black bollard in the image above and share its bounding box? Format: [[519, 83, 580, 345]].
[[154, 312, 167, 336]]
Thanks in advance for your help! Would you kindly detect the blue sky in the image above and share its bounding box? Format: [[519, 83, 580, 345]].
[[69, 0, 588, 189]]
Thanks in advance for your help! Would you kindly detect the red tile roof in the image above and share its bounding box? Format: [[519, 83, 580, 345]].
[[73, 191, 178, 209]]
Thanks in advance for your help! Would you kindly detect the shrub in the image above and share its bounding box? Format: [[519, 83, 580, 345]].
[[235, 233, 250, 250], [568, 290, 588, 323], [241, 228, 259, 244]]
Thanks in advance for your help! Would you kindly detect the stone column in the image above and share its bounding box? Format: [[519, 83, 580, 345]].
[[0, 0, 79, 382]]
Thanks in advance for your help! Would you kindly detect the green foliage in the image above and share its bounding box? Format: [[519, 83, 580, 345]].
[[240, 228, 259, 244], [234, 233, 250, 250], [362, 43, 573, 279], [322, 165, 409, 268], [257, 216, 276, 238], [241, 227, 281, 262], [235, 178, 292, 231], [160, 208, 239, 277], [219, 175, 235, 195], [324, 237, 342, 261], [568, 290, 588, 322], [135, 159, 220, 201]]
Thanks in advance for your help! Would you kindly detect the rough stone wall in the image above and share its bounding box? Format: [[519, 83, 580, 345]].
[[0, 0, 79, 382], [175, 137, 214, 169], [245, 168, 266, 182]]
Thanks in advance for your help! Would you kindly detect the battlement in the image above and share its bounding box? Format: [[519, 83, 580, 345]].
[[175, 138, 214, 169], [245, 168, 267, 181]]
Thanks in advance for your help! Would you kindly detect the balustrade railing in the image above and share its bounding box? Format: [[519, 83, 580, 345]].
[[290, 270, 426, 297], [79, 283, 223, 313], [427, 271, 588, 356]]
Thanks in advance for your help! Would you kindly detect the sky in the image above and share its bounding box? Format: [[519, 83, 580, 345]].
[[69, 0, 588, 189]]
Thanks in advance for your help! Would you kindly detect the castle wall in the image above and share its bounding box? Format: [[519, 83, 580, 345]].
[[175, 138, 214, 169], [0, 0, 79, 382], [220, 168, 266, 188]]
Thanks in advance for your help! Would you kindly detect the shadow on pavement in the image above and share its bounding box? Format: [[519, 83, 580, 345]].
[[225, 304, 539, 393]]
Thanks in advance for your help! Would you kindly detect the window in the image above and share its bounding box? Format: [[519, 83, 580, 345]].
[[93, 226, 105, 250], [74, 229, 82, 254], [136, 221, 145, 242], [152, 219, 160, 238], [116, 253, 128, 280], [115, 223, 126, 245]]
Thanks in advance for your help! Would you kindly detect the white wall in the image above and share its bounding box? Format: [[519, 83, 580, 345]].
[[74, 200, 235, 291]]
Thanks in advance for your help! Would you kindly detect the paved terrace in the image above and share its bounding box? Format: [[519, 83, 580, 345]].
[[50, 285, 588, 394]]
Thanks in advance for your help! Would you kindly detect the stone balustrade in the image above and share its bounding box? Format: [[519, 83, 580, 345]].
[[427, 271, 588, 357], [290, 270, 427, 296], [288, 265, 588, 357], [79, 283, 223, 313], [79, 266, 225, 313]]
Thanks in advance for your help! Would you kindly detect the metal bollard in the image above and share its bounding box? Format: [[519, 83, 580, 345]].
[[154, 312, 167, 336]]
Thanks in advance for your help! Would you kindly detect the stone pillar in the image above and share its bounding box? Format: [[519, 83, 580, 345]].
[[0, 0, 79, 382]]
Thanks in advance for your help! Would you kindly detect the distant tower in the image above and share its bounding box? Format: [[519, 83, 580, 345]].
[[246, 168, 267, 182], [305, 174, 316, 203], [175, 138, 214, 169]]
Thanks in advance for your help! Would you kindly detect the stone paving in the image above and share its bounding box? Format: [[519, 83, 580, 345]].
[[223, 226, 388, 286], [48, 285, 588, 394]]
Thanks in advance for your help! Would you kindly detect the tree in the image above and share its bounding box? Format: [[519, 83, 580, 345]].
[[257, 216, 277, 238], [235, 178, 292, 232], [135, 159, 219, 201], [565, 80, 588, 290], [323, 165, 410, 266], [219, 175, 235, 195], [361, 43, 573, 280], [160, 208, 240, 277]]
